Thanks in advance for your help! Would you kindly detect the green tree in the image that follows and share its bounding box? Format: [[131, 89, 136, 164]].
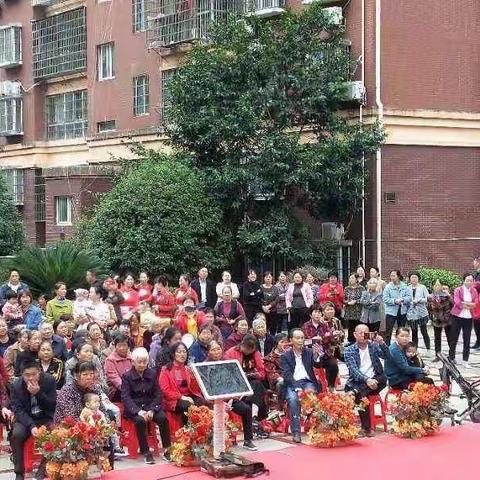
[[166, 5, 384, 264], [83, 150, 232, 275], [0, 171, 25, 255]]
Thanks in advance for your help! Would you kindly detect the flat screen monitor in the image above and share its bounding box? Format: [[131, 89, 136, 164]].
[[190, 360, 254, 401]]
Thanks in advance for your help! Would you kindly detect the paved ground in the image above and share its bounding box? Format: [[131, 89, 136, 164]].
[[1, 326, 479, 479]]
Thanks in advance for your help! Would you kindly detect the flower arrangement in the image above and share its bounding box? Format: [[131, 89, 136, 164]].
[[391, 382, 449, 439], [300, 391, 363, 447], [35, 415, 114, 480], [170, 405, 236, 466]]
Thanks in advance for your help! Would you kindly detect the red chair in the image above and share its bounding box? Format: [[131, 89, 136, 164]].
[[165, 410, 183, 439], [368, 394, 388, 432], [121, 417, 160, 459], [384, 387, 403, 412], [24, 436, 42, 473]]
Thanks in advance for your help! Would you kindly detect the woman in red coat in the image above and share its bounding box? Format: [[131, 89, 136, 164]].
[[136, 272, 153, 303], [152, 275, 176, 319], [318, 272, 344, 318], [158, 342, 208, 425], [119, 273, 140, 320], [174, 274, 199, 306]]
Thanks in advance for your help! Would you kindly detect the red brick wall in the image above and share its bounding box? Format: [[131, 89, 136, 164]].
[[380, 0, 480, 112], [374, 145, 480, 275]]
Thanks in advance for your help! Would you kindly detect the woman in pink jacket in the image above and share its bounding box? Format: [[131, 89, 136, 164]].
[[448, 273, 479, 368], [286, 272, 314, 329]]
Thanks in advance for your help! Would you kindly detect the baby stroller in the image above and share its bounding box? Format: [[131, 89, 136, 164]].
[[438, 352, 480, 423]]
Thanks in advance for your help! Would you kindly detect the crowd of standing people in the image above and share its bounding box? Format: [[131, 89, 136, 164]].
[[0, 258, 479, 479]]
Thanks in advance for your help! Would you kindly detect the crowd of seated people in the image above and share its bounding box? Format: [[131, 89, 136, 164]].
[[0, 263, 477, 480]]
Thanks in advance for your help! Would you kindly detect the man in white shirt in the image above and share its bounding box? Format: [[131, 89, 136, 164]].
[[191, 267, 216, 309], [344, 324, 389, 436], [280, 329, 323, 443]]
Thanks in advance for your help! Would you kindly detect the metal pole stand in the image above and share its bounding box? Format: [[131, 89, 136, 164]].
[[213, 399, 226, 459]]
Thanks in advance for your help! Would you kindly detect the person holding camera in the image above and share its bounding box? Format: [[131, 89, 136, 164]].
[[344, 324, 389, 437]]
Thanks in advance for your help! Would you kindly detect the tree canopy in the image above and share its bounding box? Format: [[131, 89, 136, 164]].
[[0, 171, 25, 256], [165, 5, 384, 262], [83, 150, 232, 275]]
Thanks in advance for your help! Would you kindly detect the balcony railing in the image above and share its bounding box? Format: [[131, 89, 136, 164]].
[[146, 0, 284, 49]]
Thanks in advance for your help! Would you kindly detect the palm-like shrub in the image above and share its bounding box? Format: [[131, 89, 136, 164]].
[[4, 242, 108, 297]]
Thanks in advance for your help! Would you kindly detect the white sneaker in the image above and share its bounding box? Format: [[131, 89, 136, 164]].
[[462, 361, 472, 369]]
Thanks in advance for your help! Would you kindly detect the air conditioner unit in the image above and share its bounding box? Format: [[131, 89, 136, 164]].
[[0, 81, 22, 97], [343, 80, 365, 103], [321, 222, 344, 240], [323, 7, 343, 25]]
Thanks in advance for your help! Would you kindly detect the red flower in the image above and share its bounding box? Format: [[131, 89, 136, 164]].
[[44, 441, 55, 452], [82, 443, 91, 451], [63, 416, 75, 427], [92, 413, 101, 421]]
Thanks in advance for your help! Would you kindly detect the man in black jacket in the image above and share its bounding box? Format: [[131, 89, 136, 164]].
[[191, 267, 217, 309], [280, 328, 323, 443], [11, 361, 57, 480], [121, 347, 171, 464]]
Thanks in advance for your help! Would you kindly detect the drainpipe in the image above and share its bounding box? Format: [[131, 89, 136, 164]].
[[375, 0, 384, 273], [360, 0, 366, 267]]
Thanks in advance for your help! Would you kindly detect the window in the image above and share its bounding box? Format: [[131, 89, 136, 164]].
[[55, 196, 72, 225], [97, 43, 115, 81], [32, 8, 87, 79], [133, 75, 150, 116], [46, 90, 88, 140], [97, 120, 116, 133], [34, 170, 45, 222], [2, 169, 24, 205], [0, 97, 23, 135], [160, 69, 176, 124], [0, 25, 22, 68], [133, 0, 146, 32]]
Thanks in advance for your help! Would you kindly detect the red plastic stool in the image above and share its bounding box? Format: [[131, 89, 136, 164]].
[[121, 417, 160, 459], [368, 394, 388, 432], [315, 368, 329, 392], [384, 388, 403, 412], [24, 436, 42, 473], [165, 410, 184, 439]]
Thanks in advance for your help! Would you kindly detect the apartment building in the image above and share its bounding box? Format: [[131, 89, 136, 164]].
[[0, 0, 479, 274]]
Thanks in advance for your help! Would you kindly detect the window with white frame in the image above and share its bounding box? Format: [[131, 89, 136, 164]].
[[55, 196, 72, 225], [0, 25, 22, 68], [0, 97, 23, 135], [97, 43, 115, 81], [2, 169, 24, 205], [133, 75, 149, 116], [132, 0, 146, 32], [46, 90, 87, 140]]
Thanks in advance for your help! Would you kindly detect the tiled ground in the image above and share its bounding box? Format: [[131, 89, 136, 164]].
[[1, 326, 479, 479]]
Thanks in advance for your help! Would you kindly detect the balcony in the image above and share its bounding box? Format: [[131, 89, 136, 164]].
[[0, 82, 23, 136], [246, 0, 285, 19], [146, 0, 284, 49], [0, 25, 22, 69]]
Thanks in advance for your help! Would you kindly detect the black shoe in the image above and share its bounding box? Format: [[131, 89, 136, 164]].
[[114, 447, 128, 457], [162, 450, 172, 462], [293, 432, 302, 443], [15, 475, 24, 480], [243, 440, 258, 451], [144, 452, 155, 464], [432, 357, 441, 363], [444, 407, 457, 415], [34, 463, 46, 480]]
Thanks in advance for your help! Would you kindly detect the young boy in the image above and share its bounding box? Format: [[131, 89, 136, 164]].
[[405, 342, 425, 368], [1, 291, 23, 330], [80, 392, 108, 425]]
